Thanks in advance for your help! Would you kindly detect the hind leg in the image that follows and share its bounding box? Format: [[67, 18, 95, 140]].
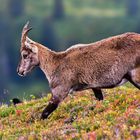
[[126, 68, 140, 89], [92, 89, 103, 100]]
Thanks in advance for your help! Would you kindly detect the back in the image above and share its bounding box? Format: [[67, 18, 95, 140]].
[[60, 32, 140, 87]]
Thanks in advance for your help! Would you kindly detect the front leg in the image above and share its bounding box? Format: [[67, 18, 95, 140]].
[[40, 95, 60, 119], [41, 86, 69, 120]]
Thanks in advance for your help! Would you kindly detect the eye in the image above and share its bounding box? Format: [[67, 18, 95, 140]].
[[23, 54, 28, 59]]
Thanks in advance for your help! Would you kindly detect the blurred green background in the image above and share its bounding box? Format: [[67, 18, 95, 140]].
[[0, 0, 140, 104]]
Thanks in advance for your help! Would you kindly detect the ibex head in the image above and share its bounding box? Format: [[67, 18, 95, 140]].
[[17, 22, 39, 76]]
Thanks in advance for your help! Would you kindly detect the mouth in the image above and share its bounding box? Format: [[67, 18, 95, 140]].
[[18, 72, 26, 77]]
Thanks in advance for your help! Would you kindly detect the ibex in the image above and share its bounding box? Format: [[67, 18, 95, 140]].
[[17, 22, 140, 119]]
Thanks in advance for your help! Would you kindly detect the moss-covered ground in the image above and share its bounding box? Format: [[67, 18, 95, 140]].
[[0, 87, 140, 139]]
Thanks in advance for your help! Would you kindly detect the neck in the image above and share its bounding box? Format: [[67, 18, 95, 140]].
[[37, 43, 59, 82]]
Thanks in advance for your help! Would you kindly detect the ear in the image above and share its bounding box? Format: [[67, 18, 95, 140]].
[[25, 41, 38, 53]]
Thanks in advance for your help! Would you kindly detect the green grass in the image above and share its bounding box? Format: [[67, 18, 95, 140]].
[[0, 87, 140, 139]]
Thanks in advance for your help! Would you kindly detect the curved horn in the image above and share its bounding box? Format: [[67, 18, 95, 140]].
[[21, 21, 32, 50]]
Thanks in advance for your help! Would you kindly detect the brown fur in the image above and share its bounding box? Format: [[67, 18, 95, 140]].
[[38, 32, 140, 90], [17, 22, 140, 119]]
